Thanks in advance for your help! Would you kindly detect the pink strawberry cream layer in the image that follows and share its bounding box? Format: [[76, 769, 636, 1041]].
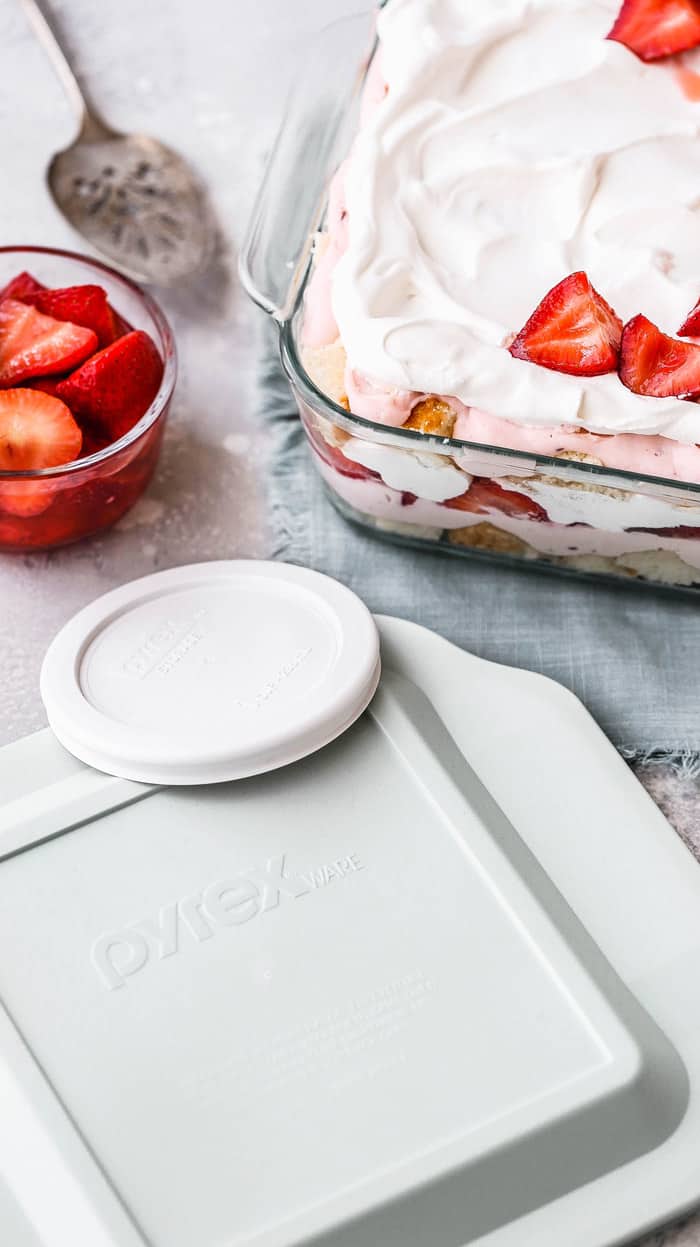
[[302, 1, 700, 488], [453, 411, 700, 485], [303, 167, 350, 350]]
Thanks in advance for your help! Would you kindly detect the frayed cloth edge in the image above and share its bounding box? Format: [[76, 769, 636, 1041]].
[[620, 749, 700, 778]]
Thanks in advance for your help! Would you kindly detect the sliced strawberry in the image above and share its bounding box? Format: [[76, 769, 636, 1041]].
[[4, 270, 131, 346], [0, 388, 82, 468], [509, 272, 623, 377], [444, 479, 548, 521], [0, 271, 46, 303], [56, 330, 164, 441], [0, 299, 97, 387], [619, 314, 700, 398], [607, 0, 700, 61], [678, 297, 700, 337], [0, 388, 82, 516], [26, 285, 118, 349]]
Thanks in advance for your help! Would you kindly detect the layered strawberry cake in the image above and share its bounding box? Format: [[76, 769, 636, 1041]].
[[301, 0, 700, 585]]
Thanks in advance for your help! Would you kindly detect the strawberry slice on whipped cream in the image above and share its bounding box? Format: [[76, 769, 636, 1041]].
[[509, 273, 623, 379], [607, 0, 700, 62]]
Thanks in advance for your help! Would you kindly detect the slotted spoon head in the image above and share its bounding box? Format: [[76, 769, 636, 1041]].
[[49, 130, 215, 286]]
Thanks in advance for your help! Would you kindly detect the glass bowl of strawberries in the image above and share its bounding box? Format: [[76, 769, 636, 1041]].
[[0, 245, 176, 551]]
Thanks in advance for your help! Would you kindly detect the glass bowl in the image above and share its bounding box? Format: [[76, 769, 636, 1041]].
[[0, 245, 176, 551]]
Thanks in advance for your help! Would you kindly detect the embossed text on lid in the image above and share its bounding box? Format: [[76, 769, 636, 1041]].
[[40, 560, 380, 785]]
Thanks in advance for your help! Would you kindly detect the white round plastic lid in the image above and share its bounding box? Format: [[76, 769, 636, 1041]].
[[40, 561, 381, 785]]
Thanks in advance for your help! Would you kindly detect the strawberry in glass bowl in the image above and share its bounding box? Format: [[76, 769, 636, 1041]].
[[0, 246, 176, 551]]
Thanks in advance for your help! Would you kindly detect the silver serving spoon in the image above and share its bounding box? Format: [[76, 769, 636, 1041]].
[[20, 0, 215, 285]]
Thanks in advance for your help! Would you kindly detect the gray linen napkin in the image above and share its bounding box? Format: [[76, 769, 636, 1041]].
[[260, 332, 700, 755]]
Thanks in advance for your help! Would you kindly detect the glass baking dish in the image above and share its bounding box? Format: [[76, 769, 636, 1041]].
[[241, 12, 700, 592]]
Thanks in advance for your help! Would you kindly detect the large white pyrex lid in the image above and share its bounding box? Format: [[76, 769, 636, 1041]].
[[39, 561, 381, 785], [2, 609, 700, 1247]]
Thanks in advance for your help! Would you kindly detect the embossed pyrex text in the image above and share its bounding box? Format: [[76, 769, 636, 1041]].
[[91, 852, 364, 991], [122, 609, 207, 679], [232, 647, 312, 711]]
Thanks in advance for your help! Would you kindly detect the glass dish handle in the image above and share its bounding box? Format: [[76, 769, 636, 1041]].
[[239, 11, 375, 323]]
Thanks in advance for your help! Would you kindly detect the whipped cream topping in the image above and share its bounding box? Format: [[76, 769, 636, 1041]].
[[331, 0, 700, 445]]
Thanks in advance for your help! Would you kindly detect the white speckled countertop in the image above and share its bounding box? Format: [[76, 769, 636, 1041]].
[[0, 3, 698, 1244]]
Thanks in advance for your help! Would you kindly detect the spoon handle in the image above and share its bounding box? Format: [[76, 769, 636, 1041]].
[[19, 0, 107, 137]]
